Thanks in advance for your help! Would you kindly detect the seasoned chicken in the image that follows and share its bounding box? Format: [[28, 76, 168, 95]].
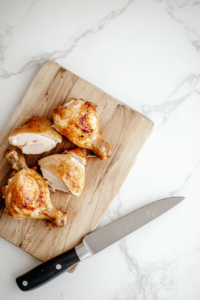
[[52, 98, 112, 160], [38, 148, 91, 196], [9, 117, 62, 154], [2, 150, 67, 227]]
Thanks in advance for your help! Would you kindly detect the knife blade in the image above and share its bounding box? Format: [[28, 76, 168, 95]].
[[16, 196, 184, 291]]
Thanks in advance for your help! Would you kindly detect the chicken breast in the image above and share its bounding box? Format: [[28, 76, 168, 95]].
[[52, 98, 112, 160], [38, 148, 89, 196], [9, 117, 62, 154], [62, 148, 94, 166], [2, 149, 67, 227]]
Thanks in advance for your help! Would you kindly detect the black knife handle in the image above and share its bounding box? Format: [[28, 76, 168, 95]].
[[16, 247, 80, 291]]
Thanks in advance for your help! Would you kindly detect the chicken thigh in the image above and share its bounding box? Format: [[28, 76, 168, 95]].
[[38, 148, 91, 196], [2, 150, 67, 227], [9, 117, 62, 154], [52, 98, 112, 160]]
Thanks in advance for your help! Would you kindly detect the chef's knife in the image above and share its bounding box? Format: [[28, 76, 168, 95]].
[[16, 196, 184, 291]]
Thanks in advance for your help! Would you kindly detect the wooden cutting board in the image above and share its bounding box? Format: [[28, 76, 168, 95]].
[[0, 61, 153, 268]]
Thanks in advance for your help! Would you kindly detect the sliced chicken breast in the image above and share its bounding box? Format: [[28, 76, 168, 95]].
[[9, 117, 62, 154], [38, 149, 86, 197], [62, 148, 94, 166], [40, 168, 71, 193]]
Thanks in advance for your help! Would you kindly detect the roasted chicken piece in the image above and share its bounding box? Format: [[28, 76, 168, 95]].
[[52, 98, 112, 160], [38, 148, 92, 196], [2, 150, 67, 227], [9, 117, 62, 154]]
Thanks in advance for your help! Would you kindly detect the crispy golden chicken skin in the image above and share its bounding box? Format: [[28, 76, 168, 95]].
[[52, 98, 112, 160], [9, 117, 62, 154], [2, 150, 67, 227], [38, 148, 94, 196]]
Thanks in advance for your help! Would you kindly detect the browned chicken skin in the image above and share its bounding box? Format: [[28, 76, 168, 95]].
[[2, 150, 67, 227], [52, 98, 112, 160], [38, 148, 94, 196], [9, 117, 62, 154]]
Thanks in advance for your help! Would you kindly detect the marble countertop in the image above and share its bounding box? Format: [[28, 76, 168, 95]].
[[1, 0, 200, 299]]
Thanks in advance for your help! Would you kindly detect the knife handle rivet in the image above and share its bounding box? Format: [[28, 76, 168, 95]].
[[22, 281, 28, 286], [56, 264, 62, 270]]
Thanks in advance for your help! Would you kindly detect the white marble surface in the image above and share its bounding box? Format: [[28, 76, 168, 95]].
[[0, 0, 200, 299]]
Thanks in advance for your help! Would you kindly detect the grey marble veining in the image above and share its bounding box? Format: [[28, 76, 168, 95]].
[[0, 0, 134, 79], [0, 0, 200, 299], [141, 73, 200, 130]]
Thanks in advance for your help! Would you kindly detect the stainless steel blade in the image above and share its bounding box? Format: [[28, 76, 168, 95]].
[[84, 197, 184, 255]]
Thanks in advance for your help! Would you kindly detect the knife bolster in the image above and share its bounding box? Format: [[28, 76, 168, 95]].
[[75, 240, 93, 261]]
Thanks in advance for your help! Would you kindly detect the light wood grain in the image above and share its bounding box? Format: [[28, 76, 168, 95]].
[[0, 61, 153, 267]]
